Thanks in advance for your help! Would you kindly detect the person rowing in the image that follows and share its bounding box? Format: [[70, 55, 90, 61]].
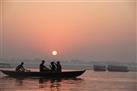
[[39, 60, 50, 72], [16, 62, 25, 72]]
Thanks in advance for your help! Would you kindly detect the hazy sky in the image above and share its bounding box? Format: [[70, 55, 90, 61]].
[[0, 0, 136, 63]]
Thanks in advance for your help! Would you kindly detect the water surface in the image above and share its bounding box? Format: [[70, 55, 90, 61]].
[[0, 70, 136, 91]]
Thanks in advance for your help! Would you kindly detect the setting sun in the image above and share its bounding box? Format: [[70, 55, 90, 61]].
[[52, 51, 58, 56]]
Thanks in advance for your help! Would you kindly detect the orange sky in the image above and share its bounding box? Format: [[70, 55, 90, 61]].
[[0, 0, 136, 63]]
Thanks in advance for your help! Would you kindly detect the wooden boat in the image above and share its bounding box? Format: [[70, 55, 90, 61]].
[[0, 70, 86, 78], [107, 65, 128, 72]]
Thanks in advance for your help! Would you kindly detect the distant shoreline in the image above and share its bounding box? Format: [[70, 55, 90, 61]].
[[0, 63, 137, 72]]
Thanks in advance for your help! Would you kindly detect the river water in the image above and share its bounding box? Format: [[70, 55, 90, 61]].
[[0, 70, 136, 91]]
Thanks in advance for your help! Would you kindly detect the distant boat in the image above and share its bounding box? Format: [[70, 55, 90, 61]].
[[107, 65, 128, 72], [93, 65, 106, 71], [0, 70, 86, 78], [0, 63, 11, 68]]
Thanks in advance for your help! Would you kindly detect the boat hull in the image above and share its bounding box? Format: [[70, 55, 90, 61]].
[[0, 70, 86, 78], [93, 65, 106, 71], [107, 65, 129, 72]]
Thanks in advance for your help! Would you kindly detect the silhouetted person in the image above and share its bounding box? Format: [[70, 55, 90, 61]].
[[39, 60, 50, 72], [50, 62, 56, 72], [16, 62, 25, 72], [56, 61, 62, 72]]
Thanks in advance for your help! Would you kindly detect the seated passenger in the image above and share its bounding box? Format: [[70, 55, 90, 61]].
[[16, 62, 25, 72], [39, 60, 50, 72], [56, 61, 62, 72], [50, 62, 56, 72]]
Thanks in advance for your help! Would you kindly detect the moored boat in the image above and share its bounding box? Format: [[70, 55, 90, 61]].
[[107, 65, 128, 72], [0, 70, 86, 78], [93, 65, 106, 71]]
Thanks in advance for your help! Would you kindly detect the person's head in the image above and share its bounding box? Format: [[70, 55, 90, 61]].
[[42, 60, 45, 64], [57, 61, 60, 64], [51, 62, 54, 65], [21, 62, 24, 65]]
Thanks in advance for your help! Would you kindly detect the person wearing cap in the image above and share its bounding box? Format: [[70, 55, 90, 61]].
[[16, 62, 25, 72], [39, 60, 50, 72]]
